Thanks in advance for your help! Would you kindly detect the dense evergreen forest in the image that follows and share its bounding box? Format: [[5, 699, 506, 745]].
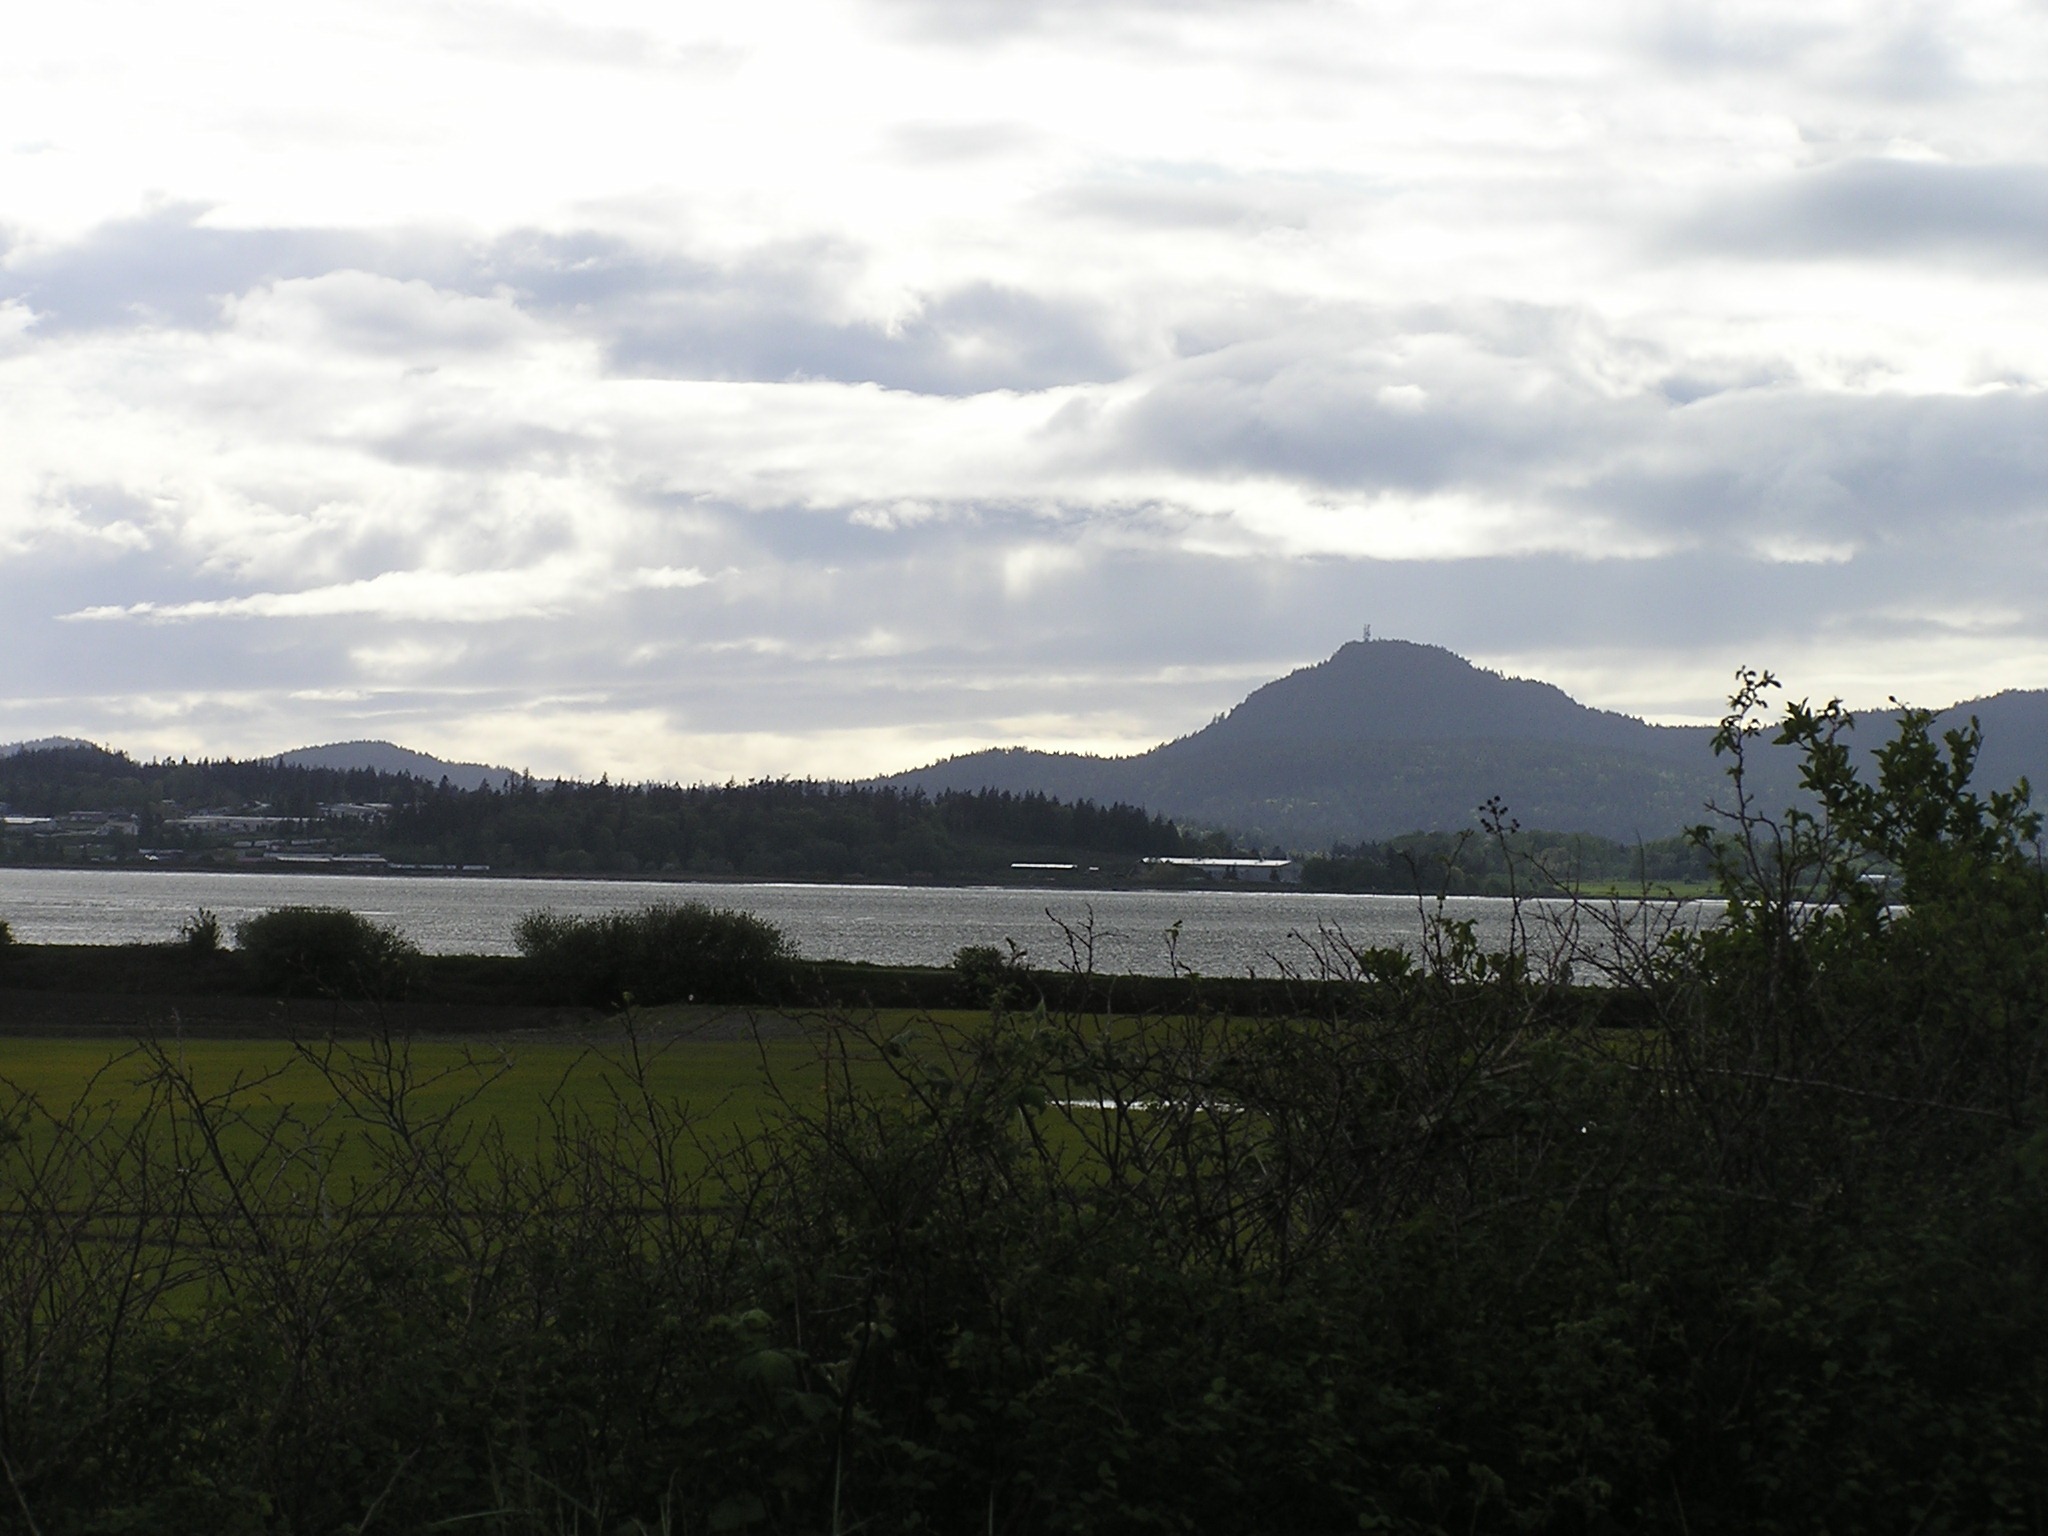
[[1304, 826, 1716, 894], [0, 744, 1211, 880]]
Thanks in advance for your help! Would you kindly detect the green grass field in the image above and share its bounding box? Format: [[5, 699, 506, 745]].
[[0, 1005, 1039, 1195]]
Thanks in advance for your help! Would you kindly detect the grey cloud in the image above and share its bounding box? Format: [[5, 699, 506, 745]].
[[1045, 173, 1361, 234], [1108, 324, 1639, 492], [885, 121, 1039, 165], [870, 0, 1271, 44], [1655, 364, 1789, 406], [1677, 159, 2048, 263], [1575, 388, 2048, 546], [5, 211, 1132, 395], [592, 277, 1127, 394], [416, 4, 743, 73], [488, 230, 1131, 392], [1639, 5, 1965, 99], [1, 205, 397, 331], [1100, 316, 2048, 557], [362, 416, 596, 474], [11, 511, 2042, 761], [1639, 8, 1839, 73]]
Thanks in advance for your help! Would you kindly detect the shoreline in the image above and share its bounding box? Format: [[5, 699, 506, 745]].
[[0, 862, 1716, 902]]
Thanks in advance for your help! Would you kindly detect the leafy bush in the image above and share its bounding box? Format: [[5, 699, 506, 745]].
[[514, 901, 795, 1007], [234, 905, 419, 997], [952, 940, 1029, 1004], [177, 907, 222, 954]]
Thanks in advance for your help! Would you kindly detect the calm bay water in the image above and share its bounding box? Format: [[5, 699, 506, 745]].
[[0, 868, 1661, 976]]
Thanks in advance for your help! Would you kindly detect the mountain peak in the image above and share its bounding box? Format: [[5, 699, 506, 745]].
[[1186, 638, 1682, 755]]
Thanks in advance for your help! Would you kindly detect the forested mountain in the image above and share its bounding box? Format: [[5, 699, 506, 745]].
[[884, 639, 2046, 844]]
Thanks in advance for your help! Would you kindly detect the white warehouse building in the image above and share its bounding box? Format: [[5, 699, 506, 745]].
[[1141, 856, 1303, 884]]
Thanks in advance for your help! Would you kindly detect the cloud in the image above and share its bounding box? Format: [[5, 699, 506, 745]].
[[1105, 321, 1633, 496], [595, 275, 1133, 395], [62, 563, 709, 625], [0, 205, 389, 332], [1047, 173, 1358, 234], [1679, 159, 2048, 263], [1636, 4, 1968, 98], [6, 0, 2048, 782], [4, 211, 1132, 394], [884, 121, 1039, 164], [411, 3, 745, 74], [869, 0, 1269, 44]]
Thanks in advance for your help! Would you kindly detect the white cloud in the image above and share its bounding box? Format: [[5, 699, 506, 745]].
[[3, 0, 2048, 776]]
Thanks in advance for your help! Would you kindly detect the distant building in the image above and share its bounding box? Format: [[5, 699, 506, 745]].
[[169, 813, 296, 834], [321, 802, 394, 822], [1142, 856, 1303, 885]]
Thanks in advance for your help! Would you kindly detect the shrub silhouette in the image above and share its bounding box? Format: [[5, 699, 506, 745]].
[[178, 907, 223, 954], [234, 905, 419, 998], [514, 901, 794, 1007]]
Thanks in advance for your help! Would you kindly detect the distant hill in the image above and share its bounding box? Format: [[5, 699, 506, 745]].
[[1, 737, 96, 757], [1936, 688, 2048, 800], [883, 640, 2048, 847], [271, 740, 524, 791]]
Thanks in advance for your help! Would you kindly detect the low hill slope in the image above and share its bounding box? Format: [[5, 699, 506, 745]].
[[1940, 688, 2048, 796], [272, 740, 524, 791]]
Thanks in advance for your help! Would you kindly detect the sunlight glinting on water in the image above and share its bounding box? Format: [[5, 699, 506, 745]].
[[0, 867, 1672, 977]]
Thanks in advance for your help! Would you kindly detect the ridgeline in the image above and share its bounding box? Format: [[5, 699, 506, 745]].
[[884, 637, 2048, 845]]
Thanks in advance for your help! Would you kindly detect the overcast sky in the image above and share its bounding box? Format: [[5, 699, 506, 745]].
[[5, 0, 2047, 779]]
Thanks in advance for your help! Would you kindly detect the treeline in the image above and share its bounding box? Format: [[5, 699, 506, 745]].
[[1305, 827, 1715, 894], [0, 745, 1210, 879], [381, 778, 1200, 877]]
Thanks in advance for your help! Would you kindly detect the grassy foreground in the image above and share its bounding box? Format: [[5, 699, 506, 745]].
[[0, 1027, 812, 1178]]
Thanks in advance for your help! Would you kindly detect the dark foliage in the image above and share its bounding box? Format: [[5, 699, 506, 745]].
[[177, 907, 223, 954], [234, 904, 421, 998], [1306, 825, 1715, 893], [514, 901, 797, 1007]]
